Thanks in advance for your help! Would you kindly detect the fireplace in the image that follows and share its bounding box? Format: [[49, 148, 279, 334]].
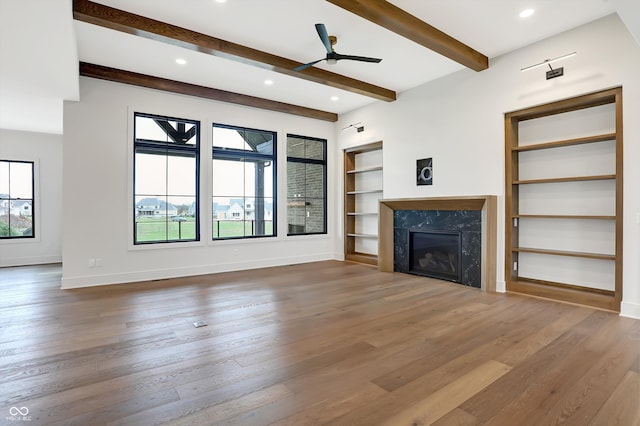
[[409, 230, 462, 283], [378, 196, 497, 292]]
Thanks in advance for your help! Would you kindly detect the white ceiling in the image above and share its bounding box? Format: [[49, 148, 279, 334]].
[[2, 0, 638, 135], [0, 0, 78, 134]]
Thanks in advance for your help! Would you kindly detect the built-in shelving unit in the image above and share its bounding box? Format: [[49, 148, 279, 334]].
[[505, 87, 623, 311], [344, 141, 383, 266]]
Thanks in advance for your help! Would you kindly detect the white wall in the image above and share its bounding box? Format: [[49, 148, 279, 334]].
[[62, 78, 337, 288], [335, 14, 640, 319], [0, 129, 63, 266], [612, 0, 640, 45]]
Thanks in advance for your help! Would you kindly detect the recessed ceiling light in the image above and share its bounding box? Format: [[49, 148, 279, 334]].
[[264, 79, 274, 86], [215, 0, 226, 3], [519, 8, 535, 18], [175, 58, 187, 65], [331, 96, 339, 101]]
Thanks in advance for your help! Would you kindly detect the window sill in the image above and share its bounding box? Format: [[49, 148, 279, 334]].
[[128, 240, 206, 251]]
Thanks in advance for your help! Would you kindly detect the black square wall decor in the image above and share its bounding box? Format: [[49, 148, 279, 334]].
[[417, 158, 433, 186]]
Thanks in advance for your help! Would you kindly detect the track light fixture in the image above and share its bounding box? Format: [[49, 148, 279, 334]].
[[521, 52, 577, 80]]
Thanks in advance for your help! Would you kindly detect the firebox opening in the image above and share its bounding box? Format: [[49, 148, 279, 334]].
[[409, 229, 462, 283]]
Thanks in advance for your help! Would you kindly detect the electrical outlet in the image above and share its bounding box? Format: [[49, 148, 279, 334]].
[[95, 258, 103, 267], [88, 258, 95, 268]]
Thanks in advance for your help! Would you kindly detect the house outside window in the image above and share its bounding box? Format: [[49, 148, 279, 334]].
[[212, 124, 276, 239], [133, 113, 199, 244], [287, 135, 327, 235], [0, 160, 34, 239]]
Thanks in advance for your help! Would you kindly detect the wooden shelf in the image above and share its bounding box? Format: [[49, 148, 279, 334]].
[[514, 214, 615, 220], [512, 133, 616, 152], [508, 278, 618, 312], [344, 141, 383, 266], [346, 165, 383, 174], [346, 189, 383, 195], [513, 247, 615, 261], [504, 87, 623, 312], [513, 174, 616, 185], [345, 252, 378, 266], [515, 276, 615, 296], [344, 141, 382, 155]]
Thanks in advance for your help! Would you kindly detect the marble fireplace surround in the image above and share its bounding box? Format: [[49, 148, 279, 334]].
[[378, 196, 498, 292]]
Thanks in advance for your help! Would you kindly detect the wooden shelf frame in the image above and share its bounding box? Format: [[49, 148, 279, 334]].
[[504, 87, 623, 312], [344, 141, 383, 266]]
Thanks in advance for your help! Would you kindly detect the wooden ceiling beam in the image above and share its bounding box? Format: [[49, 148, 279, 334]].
[[326, 0, 488, 72], [73, 0, 396, 102], [79, 62, 338, 122]]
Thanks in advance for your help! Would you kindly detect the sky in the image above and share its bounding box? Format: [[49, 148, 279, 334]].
[[134, 117, 273, 206], [0, 161, 33, 199]]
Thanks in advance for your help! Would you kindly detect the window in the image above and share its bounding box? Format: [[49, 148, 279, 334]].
[[133, 113, 199, 244], [286, 135, 327, 235], [212, 124, 276, 239], [0, 160, 34, 239]]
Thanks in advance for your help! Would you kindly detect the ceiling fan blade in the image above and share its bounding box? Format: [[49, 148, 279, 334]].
[[294, 58, 324, 72], [295, 24, 381, 71], [315, 23, 333, 54], [334, 53, 382, 63]]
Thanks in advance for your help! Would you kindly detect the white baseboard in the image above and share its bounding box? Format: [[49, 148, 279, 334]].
[[620, 301, 640, 320], [0, 255, 62, 268], [495, 280, 506, 293], [61, 252, 336, 289]]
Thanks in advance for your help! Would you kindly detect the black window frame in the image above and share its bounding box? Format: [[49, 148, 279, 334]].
[[0, 159, 35, 240], [212, 123, 277, 240], [133, 112, 200, 245], [286, 134, 327, 236]]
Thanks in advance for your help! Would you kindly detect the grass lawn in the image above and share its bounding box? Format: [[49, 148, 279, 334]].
[[135, 217, 273, 242], [212, 220, 273, 238]]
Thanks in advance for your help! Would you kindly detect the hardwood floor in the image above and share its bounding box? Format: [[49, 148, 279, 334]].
[[0, 261, 638, 425]]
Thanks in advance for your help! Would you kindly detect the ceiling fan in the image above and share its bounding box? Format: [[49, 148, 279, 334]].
[[294, 23, 382, 72]]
